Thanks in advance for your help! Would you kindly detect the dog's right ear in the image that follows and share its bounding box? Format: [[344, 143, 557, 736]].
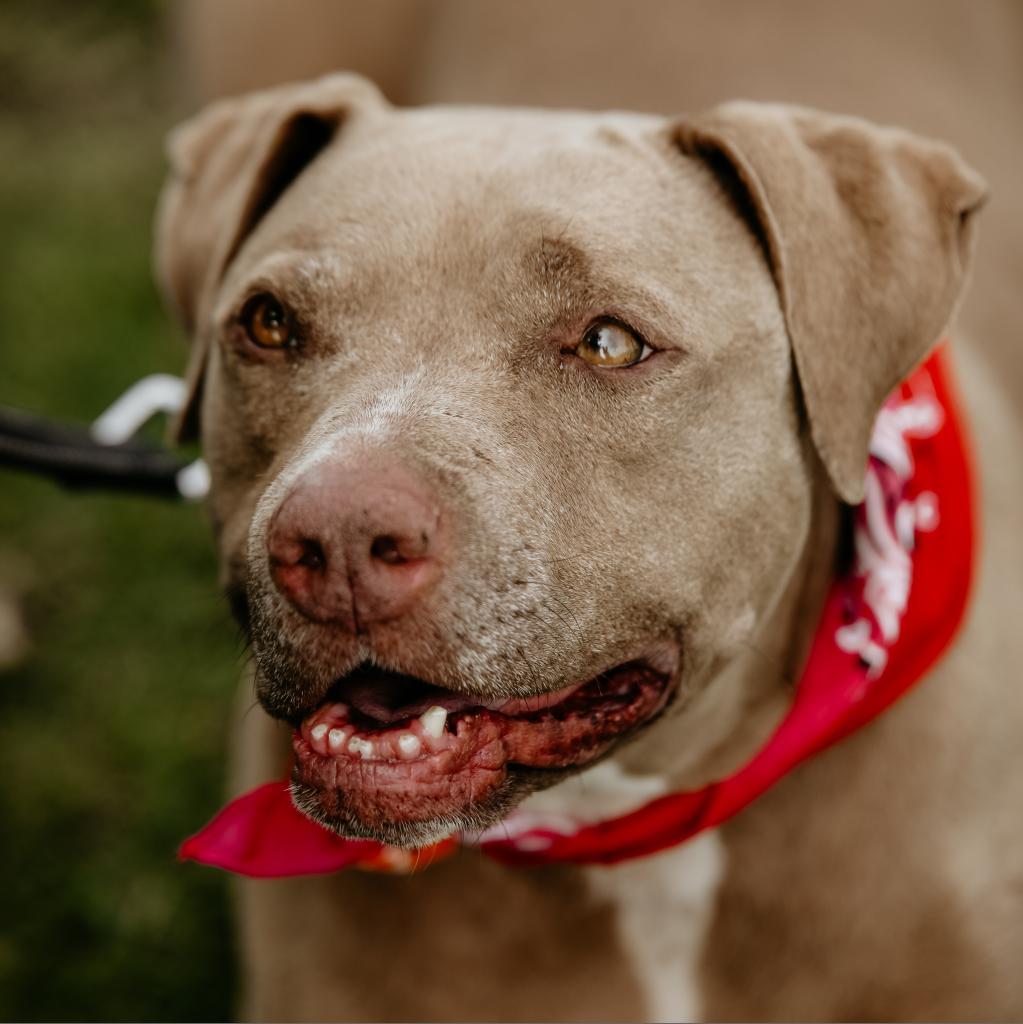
[[154, 73, 385, 443]]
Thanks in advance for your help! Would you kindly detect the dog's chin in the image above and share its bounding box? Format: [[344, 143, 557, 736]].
[[284, 657, 678, 847], [290, 770, 545, 848]]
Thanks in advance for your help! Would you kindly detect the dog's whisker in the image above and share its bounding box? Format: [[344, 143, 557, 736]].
[[544, 592, 584, 638]]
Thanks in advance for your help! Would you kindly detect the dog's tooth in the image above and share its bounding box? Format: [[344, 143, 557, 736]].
[[310, 723, 329, 749], [348, 736, 375, 759], [420, 706, 447, 739], [397, 733, 422, 759], [328, 727, 349, 752]]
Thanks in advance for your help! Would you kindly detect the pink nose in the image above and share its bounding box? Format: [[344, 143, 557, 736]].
[[267, 460, 445, 628]]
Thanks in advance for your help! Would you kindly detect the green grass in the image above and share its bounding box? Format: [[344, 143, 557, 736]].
[[0, 4, 239, 1019]]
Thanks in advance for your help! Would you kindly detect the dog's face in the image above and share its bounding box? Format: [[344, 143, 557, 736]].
[[157, 75, 983, 845], [201, 106, 807, 843]]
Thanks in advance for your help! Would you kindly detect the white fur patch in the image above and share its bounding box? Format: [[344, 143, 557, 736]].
[[586, 830, 726, 1023], [520, 759, 669, 823], [464, 761, 671, 848]]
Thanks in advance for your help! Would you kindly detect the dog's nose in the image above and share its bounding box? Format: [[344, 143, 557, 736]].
[[267, 461, 445, 628]]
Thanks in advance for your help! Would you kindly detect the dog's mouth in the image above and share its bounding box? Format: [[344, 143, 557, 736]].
[[290, 655, 677, 845]]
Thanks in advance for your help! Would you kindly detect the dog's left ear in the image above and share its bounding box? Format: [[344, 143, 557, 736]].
[[675, 103, 987, 503], [155, 73, 385, 442]]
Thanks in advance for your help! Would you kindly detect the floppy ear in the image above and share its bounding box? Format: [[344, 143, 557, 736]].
[[154, 72, 385, 442], [675, 103, 987, 503]]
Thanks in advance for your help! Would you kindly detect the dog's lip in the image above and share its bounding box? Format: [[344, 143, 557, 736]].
[[289, 648, 679, 838]]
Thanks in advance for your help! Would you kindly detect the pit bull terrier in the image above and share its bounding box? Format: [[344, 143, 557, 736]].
[[156, 74, 1023, 1020]]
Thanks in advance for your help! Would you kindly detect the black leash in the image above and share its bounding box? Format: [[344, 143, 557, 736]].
[[0, 406, 187, 498], [0, 376, 207, 501]]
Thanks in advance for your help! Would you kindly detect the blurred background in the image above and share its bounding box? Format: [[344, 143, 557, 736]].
[[1, 1, 1020, 1019], [0, 4, 237, 1020]]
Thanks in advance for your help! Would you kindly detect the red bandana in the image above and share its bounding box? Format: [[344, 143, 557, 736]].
[[180, 345, 974, 877]]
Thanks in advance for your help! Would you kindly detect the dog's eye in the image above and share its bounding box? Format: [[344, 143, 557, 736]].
[[573, 320, 651, 368], [239, 293, 297, 350]]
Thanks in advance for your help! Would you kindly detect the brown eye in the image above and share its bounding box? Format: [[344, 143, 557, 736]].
[[574, 320, 650, 368], [239, 293, 297, 350]]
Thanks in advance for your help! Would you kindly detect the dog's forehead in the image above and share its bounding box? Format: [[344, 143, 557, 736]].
[[254, 105, 697, 262], [350, 104, 669, 181]]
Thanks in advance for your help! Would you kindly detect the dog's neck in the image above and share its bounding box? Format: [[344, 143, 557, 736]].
[[685, 471, 843, 785]]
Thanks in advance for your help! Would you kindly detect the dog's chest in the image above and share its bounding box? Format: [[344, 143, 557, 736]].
[[583, 831, 726, 1023]]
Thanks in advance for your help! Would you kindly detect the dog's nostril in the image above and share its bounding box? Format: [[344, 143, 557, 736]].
[[370, 535, 406, 565], [297, 539, 326, 572]]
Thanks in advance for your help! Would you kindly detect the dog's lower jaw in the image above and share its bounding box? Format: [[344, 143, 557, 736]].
[[290, 771, 540, 848]]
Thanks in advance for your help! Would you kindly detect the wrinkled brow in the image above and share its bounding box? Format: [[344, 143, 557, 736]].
[[520, 232, 679, 335], [527, 234, 592, 281]]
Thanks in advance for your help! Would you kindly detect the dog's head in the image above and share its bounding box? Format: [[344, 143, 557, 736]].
[[156, 74, 984, 846]]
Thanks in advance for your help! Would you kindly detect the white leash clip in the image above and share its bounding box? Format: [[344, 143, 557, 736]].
[[91, 374, 209, 501]]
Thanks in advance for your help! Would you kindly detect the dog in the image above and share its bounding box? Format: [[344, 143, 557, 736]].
[[155, 69, 1023, 1021]]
